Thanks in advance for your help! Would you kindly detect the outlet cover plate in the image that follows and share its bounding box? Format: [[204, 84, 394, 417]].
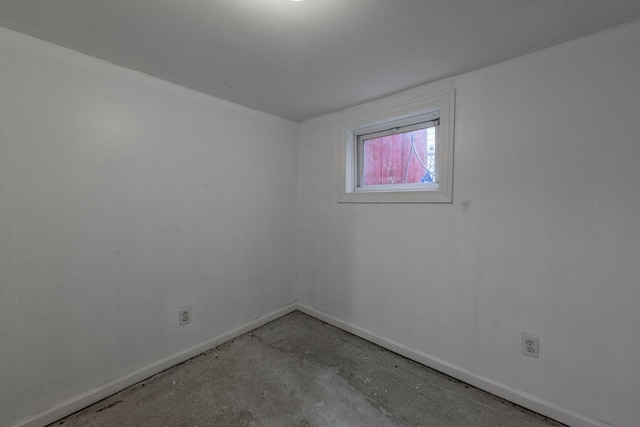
[[179, 306, 192, 326], [521, 333, 539, 358]]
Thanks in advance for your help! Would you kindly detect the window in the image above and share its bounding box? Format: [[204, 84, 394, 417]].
[[358, 115, 439, 191], [339, 89, 454, 203]]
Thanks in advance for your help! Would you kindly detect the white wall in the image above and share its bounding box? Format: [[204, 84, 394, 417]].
[[0, 27, 297, 426], [3, 16, 640, 427], [296, 20, 640, 427]]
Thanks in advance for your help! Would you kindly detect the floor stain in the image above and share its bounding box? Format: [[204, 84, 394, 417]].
[[50, 311, 565, 427]]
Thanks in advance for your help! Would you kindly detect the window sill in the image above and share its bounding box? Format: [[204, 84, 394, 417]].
[[338, 188, 452, 204]]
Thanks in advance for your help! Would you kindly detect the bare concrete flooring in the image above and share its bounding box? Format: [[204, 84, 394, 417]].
[[51, 311, 564, 427]]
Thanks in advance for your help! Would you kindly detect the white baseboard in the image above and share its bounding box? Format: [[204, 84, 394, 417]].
[[11, 303, 297, 427], [295, 303, 610, 427], [11, 302, 608, 427]]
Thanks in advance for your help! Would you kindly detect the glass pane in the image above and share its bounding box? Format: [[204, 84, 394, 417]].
[[362, 127, 436, 186]]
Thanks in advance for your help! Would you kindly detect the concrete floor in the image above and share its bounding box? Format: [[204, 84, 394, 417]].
[[51, 311, 564, 426]]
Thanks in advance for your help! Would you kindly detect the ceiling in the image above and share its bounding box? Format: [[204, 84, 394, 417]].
[[1, 1, 639, 122]]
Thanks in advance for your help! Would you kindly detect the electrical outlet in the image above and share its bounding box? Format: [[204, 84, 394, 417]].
[[179, 306, 192, 326], [521, 333, 539, 358]]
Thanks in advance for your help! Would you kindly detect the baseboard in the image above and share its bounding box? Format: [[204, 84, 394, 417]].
[[11, 303, 297, 427], [11, 302, 609, 427], [295, 303, 610, 427]]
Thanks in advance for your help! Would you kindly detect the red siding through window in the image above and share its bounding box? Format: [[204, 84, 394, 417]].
[[362, 128, 435, 185]]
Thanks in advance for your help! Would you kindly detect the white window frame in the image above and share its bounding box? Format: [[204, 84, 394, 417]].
[[338, 89, 455, 203]]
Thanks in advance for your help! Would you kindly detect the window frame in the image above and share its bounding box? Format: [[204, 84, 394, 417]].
[[338, 89, 455, 203]]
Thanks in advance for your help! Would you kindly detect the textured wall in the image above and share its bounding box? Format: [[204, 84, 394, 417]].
[[296, 21, 640, 427], [0, 27, 297, 426]]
